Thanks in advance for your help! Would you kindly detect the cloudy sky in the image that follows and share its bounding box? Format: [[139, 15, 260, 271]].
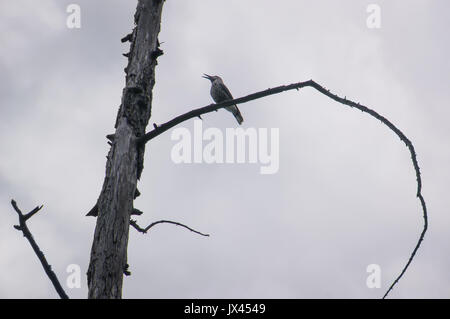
[[1, 0, 449, 299]]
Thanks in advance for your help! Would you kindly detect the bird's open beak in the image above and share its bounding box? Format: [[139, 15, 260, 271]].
[[202, 73, 213, 80]]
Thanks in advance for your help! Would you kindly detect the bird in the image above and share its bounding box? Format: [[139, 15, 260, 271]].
[[202, 74, 243, 125]]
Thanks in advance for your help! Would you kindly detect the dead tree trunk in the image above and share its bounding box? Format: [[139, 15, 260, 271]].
[[87, 0, 165, 299]]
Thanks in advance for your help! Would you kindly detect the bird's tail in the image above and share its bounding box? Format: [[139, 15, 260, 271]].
[[233, 106, 244, 125]]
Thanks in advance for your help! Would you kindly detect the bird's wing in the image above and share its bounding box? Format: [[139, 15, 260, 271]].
[[218, 82, 234, 100]]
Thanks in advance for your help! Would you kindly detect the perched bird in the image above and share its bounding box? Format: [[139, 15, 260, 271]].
[[202, 74, 243, 125]]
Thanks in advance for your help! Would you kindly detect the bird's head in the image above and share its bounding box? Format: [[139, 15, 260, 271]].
[[202, 74, 221, 83]]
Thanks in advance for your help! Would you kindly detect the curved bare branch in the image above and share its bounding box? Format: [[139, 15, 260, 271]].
[[138, 79, 428, 299], [130, 219, 209, 237]]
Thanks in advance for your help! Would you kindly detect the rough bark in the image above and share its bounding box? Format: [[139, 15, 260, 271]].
[[87, 0, 164, 299]]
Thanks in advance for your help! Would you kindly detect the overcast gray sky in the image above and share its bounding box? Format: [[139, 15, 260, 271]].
[[1, 0, 449, 299]]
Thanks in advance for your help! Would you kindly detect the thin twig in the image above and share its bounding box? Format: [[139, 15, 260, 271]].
[[10, 200, 69, 299], [138, 79, 428, 298], [130, 219, 209, 237]]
